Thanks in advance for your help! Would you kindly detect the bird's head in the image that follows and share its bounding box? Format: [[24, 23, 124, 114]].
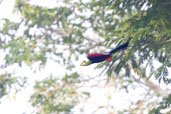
[[80, 60, 92, 66]]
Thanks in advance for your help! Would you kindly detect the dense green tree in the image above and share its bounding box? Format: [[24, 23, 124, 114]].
[[0, 0, 170, 113]]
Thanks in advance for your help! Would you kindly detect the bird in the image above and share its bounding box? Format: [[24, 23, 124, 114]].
[[80, 41, 129, 66]]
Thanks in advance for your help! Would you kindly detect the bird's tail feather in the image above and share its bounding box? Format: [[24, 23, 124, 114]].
[[109, 41, 129, 54]]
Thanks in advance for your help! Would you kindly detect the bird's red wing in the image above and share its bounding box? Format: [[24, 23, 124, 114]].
[[105, 56, 112, 61], [87, 53, 109, 58]]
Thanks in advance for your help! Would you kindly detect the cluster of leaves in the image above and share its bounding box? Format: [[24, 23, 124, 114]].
[[157, 66, 171, 84], [100, 0, 171, 80], [30, 73, 88, 113], [0, 73, 27, 99], [149, 94, 171, 114], [1, 1, 85, 68]]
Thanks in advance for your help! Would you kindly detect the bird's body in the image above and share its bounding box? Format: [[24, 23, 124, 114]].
[[80, 41, 129, 66], [87, 53, 112, 63]]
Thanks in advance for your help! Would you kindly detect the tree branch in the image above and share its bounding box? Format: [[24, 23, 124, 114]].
[[127, 60, 169, 97], [142, 77, 168, 97]]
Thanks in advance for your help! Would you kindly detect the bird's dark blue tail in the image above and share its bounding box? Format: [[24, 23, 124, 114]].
[[109, 41, 129, 54]]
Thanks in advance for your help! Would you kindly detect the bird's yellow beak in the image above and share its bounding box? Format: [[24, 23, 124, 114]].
[[80, 60, 92, 66]]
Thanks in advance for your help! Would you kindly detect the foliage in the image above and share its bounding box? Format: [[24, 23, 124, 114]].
[[30, 73, 89, 114], [0, 0, 170, 113], [0, 72, 27, 99], [149, 94, 171, 114]]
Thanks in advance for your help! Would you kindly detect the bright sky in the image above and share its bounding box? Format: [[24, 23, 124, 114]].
[[0, 0, 170, 114]]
